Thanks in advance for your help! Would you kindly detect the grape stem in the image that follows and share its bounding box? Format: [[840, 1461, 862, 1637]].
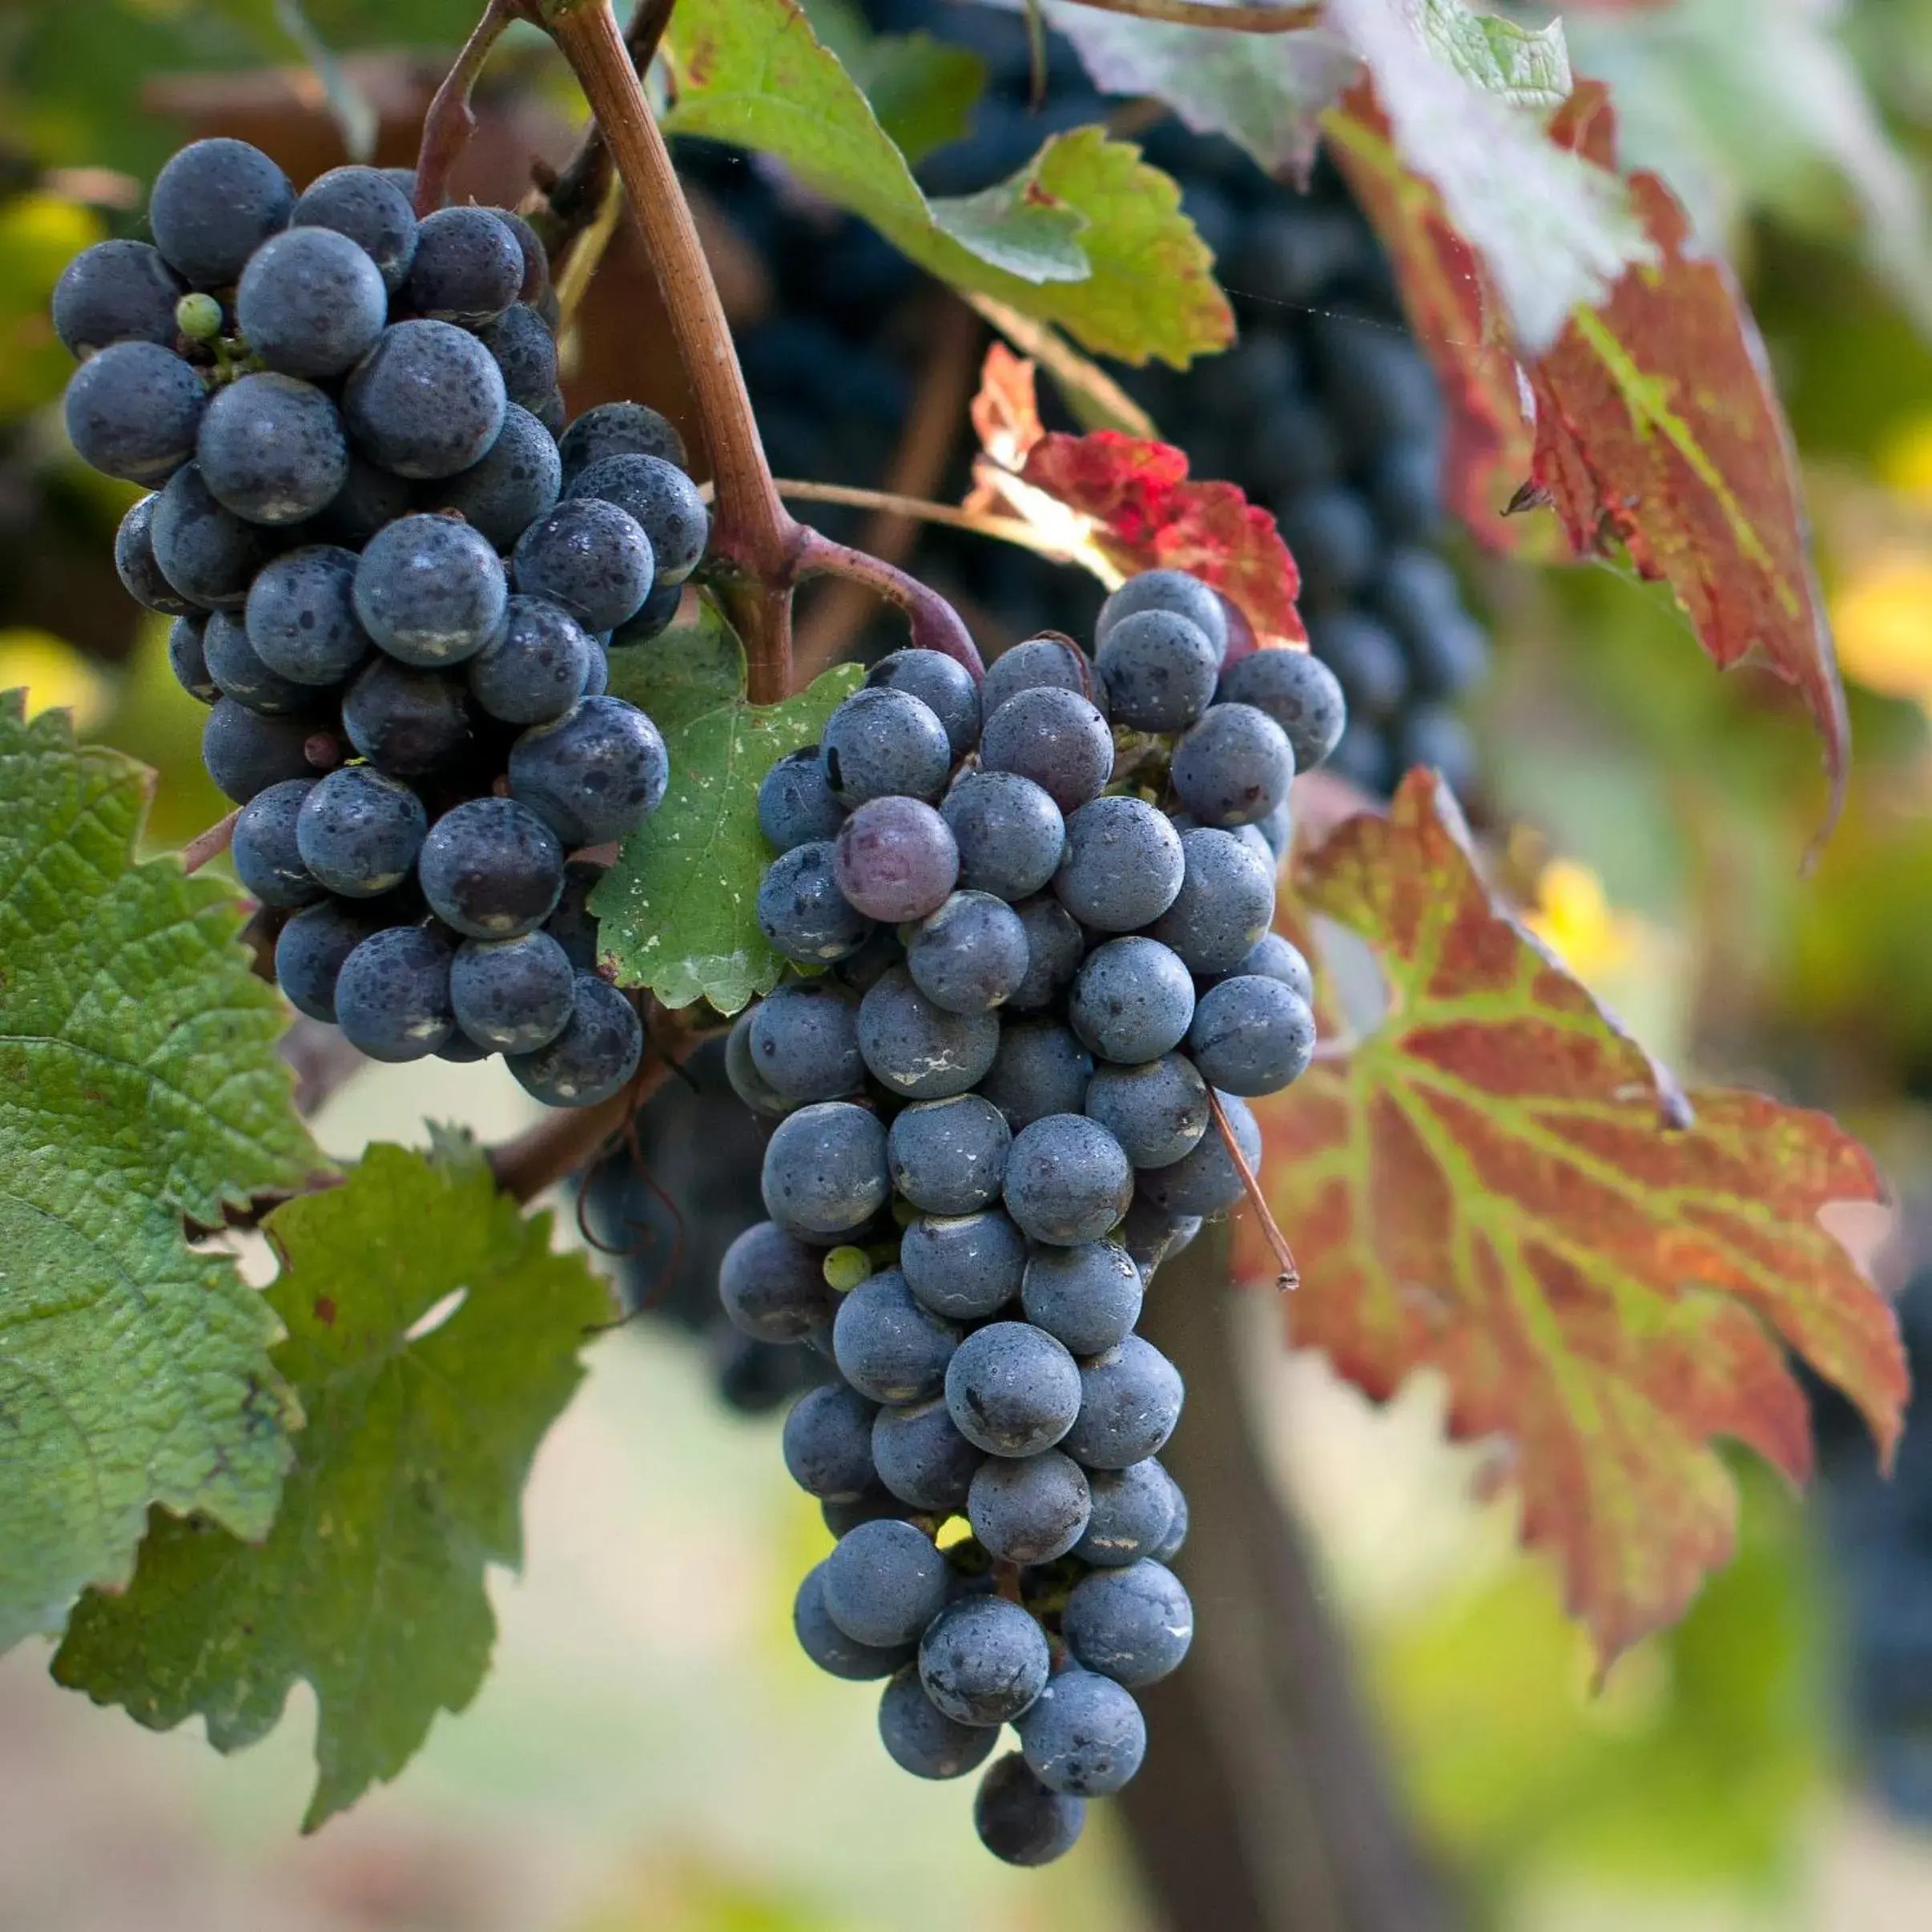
[[413, 0, 521, 216], [1207, 1087, 1298, 1291], [181, 808, 239, 875], [1057, 0, 1322, 28], [794, 529, 984, 677], [775, 480, 1076, 561]]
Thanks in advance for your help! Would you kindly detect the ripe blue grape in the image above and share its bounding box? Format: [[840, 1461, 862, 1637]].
[[402, 205, 524, 323], [201, 610, 308, 714], [341, 658, 473, 776], [1020, 1240, 1143, 1356], [726, 1008, 793, 1119], [1117, 1198, 1201, 1284], [1006, 897, 1085, 1013], [507, 972, 642, 1106], [871, 1399, 983, 1511], [977, 686, 1113, 813], [748, 980, 865, 1101], [1084, 1052, 1210, 1169], [867, 648, 980, 759], [274, 896, 385, 1020], [1222, 928, 1313, 1002], [783, 1382, 879, 1502], [333, 924, 456, 1062], [507, 696, 670, 847], [979, 1019, 1093, 1129], [344, 319, 506, 479], [1070, 936, 1196, 1065], [489, 207, 551, 304], [940, 769, 1065, 902], [834, 795, 959, 923], [543, 858, 604, 971], [1097, 570, 1228, 662], [1172, 700, 1295, 827], [1053, 795, 1184, 932], [464, 593, 589, 725], [900, 1207, 1027, 1321], [1149, 827, 1275, 973], [427, 402, 562, 551], [920, 1596, 1051, 1726], [53, 239, 184, 358], [823, 1518, 949, 1648], [150, 463, 277, 608], [887, 1093, 1010, 1215], [201, 698, 320, 802], [758, 839, 872, 963], [449, 930, 575, 1053], [354, 513, 508, 666], [944, 1319, 1081, 1457], [758, 746, 846, 851], [821, 686, 952, 807], [475, 304, 559, 409], [1004, 1113, 1134, 1246], [1061, 1559, 1193, 1687], [856, 964, 999, 1099], [566, 452, 708, 586], [312, 453, 414, 549], [968, 1449, 1090, 1564], [235, 226, 386, 379], [295, 764, 426, 896], [1016, 1666, 1146, 1797], [148, 138, 292, 288], [1151, 1477, 1189, 1564], [980, 635, 1093, 718], [1218, 646, 1346, 771], [229, 777, 319, 909], [879, 1666, 998, 1779], [64, 340, 207, 485], [1186, 973, 1315, 1095], [762, 1100, 891, 1238], [975, 1753, 1085, 1866], [1075, 1459, 1177, 1568], [244, 544, 371, 686], [117, 493, 198, 618], [290, 164, 418, 292], [833, 1266, 963, 1403], [1136, 1088, 1259, 1217], [718, 1221, 831, 1342], [196, 370, 347, 525], [512, 497, 654, 633], [557, 400, 687, 482], [794, 1562, 913, 1680], [906, 890, 1028, 1013], [1063, 1334, 1184, 1469], [167, 617, 216, 703], [610, 578, 682, 646], [418, 795, 564, 937], [1096, 610, 1219, 732]]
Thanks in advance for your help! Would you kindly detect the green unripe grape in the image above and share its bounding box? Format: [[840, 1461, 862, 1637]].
[[823, 1245, 873, 1293], [175, 292, 224, 341]]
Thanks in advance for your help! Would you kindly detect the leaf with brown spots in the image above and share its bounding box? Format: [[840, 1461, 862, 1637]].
[[1238, 771, 1905, 1662]]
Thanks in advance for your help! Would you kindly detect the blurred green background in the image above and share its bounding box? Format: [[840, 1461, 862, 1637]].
[[10, 2, 1932, 1928]]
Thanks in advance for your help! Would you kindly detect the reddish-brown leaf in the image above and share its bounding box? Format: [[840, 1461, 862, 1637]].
[[1238, 770, 1905, 1663], [1324, 85, 1544, 556], [967, 348, 1305, 648], [1527, 83, 1847, 816]]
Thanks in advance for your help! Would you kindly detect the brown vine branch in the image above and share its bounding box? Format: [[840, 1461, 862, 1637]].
[[775, 481, 1065, 558], [181, 808, 239, 875], [795, 528, 984, 677], [1210, 1086, 1298, 1290], [1058, 0, 1322, 29], [413, 0, 519, 215]]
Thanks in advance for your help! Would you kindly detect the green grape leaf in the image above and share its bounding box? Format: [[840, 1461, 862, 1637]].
[[0, 697, 319, 1649], [1418, 0, 1572, 111], [594, 629, 863, 1016], [52, 1139, 610, 1832], [662, 0, 1230, 366]]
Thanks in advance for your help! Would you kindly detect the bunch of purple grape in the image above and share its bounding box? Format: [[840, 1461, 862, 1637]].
[[718, 569, 1344, 1863], [54, 137, 710, 1102]]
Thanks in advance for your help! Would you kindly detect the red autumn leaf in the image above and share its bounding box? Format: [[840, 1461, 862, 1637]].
[[1237, 771, 1905, 1664], [1526, 83, 1848, 816], [967, 348, 1305, 648], [1325, 84, 1545, 557]]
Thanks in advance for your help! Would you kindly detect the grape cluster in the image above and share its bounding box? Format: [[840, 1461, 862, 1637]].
[[55, 139, 711, 1101], [718, 568, 1342, 1862]]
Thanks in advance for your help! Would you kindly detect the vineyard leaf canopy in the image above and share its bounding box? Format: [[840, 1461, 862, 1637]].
[[1239, 774, 1906, 1664], [595, 602, 863, 1014], [662, 0, 1231, 365], [967, 344, 1306, 646], [53, 1140, 610, 1833], [0, 697, 317, 1650]]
